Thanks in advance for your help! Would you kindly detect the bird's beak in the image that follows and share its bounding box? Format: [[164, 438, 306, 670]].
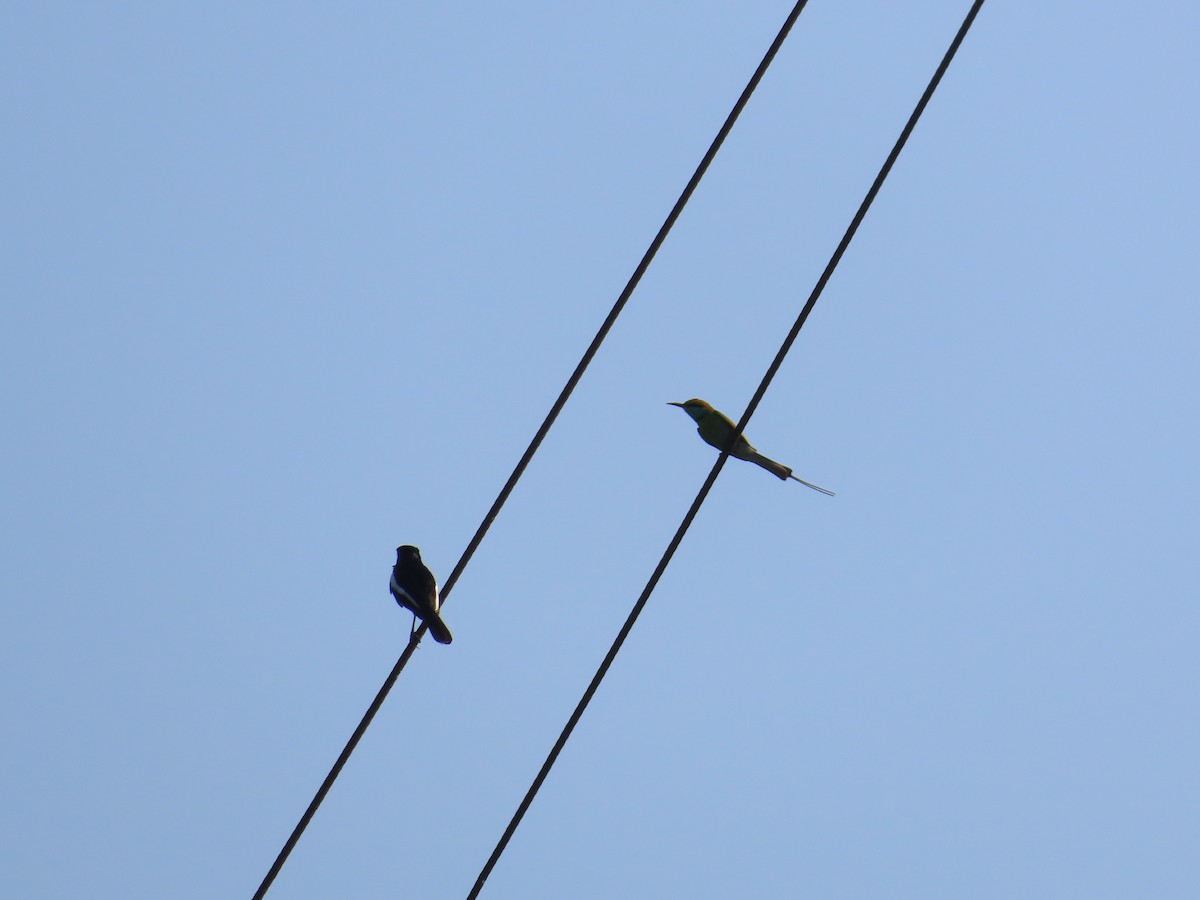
[[667, 401, 684, 408]]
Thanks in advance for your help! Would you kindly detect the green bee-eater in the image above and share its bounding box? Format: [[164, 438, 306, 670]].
[[668, 398, 834, 496]]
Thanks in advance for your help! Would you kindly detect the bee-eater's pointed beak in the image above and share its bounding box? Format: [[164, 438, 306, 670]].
[[667, 401, 684, 408]]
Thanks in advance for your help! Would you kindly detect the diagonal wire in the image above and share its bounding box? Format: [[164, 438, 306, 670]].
[[252, 3, 814, 897], [465, 1, 988, 895]]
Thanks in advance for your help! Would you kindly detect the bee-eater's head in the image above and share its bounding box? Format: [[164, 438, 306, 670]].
[[668, 398, 714, 423]]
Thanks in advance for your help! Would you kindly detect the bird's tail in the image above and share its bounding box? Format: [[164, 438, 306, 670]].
[[426, 613, 454, 645], [746, 450, 835, 495], [787, 473, 835, 496], [744, 450, 794, 481]]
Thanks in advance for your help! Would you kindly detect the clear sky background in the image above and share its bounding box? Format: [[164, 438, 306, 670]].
[[4, 2, 1198, 898]]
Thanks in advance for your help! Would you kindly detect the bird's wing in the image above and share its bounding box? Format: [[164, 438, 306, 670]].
[[390, 572, 416, 605]]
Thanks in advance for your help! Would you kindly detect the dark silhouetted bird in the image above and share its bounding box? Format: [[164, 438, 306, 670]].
[[390, 545, 453, 644], [668, 398, 834, 496]]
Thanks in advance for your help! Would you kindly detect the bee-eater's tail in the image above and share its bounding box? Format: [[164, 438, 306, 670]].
[[744, 450, 794, 481], [425, 613, 454, 645], [788, 473, 835, 496], [745, 450, 835, 495]]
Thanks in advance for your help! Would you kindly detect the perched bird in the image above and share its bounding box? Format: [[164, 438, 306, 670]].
[[390, 545, 453, 644], [668, 398, 834, 496]]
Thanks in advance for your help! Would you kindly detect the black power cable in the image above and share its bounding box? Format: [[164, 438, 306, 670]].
[[252, 3, 814, 896], [465, 1, 988, 895]]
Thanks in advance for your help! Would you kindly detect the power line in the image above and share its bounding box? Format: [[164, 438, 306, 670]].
[[251, 3, 814, 897], [464, 1, 988, 895]]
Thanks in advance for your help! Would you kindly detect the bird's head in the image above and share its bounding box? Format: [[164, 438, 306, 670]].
[[668, 398, 714, 423], [397, 545, 421, 561]]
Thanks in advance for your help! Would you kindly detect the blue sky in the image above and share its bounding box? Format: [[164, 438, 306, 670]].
[[4, 2, 1198, 897]]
